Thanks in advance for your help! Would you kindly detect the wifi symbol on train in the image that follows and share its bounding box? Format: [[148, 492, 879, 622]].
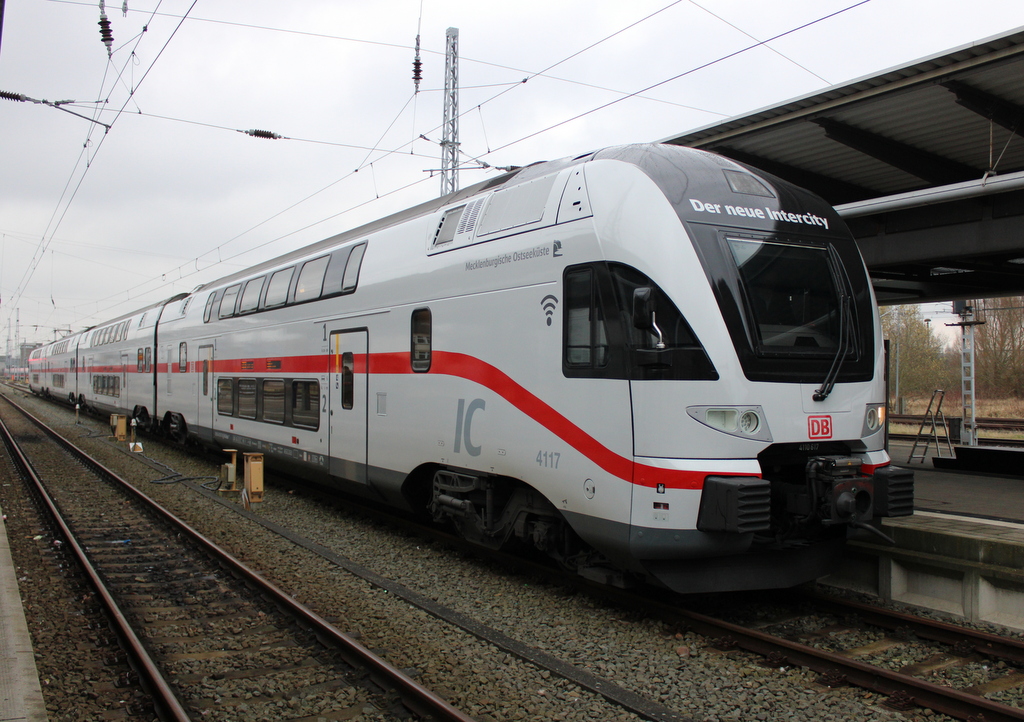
[[540, 295, 558, 326]]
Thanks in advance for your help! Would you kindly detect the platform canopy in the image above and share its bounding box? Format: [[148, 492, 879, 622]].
[[663, 27, 1024, 304]]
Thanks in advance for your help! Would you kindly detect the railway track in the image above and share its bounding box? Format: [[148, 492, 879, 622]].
[[663, 591, 1024, 722], [78, 430, 1024, 722], [0, 393, 473, 722], [190, 472, 1024, 722], [10, 384, 1024, 721], [890, 414, 1024, 432]]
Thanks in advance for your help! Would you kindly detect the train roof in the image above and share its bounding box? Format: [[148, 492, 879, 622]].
[[143, 143, 844, 303]]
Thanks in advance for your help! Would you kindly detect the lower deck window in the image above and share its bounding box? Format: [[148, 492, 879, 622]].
[[93, 375, 120, 397], [217, 378, 234, 415], [216, 377, 319, 431], [238, 379, 257, 419], [292, 380, 320, 429], [262, 379, 285, 423]]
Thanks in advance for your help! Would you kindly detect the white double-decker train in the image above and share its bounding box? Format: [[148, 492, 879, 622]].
[[30, 143, 912, 593]]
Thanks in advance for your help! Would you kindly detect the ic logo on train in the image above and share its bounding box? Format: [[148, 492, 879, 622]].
[[808, 415, 833, 440]]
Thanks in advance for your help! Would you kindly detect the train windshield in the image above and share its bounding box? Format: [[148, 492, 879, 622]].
[[727, 237, 843, 355]]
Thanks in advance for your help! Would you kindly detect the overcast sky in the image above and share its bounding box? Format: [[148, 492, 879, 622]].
[[3, 0, 1024, 349]]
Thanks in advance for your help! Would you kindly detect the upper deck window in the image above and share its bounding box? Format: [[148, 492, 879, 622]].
[[203, 293, 217, 323], [295, 255, 330, 303], [341, 242, 366, 293], [264, 268, 293, 308], [239, 276, 265, 314], [219, 285, 241, 318]]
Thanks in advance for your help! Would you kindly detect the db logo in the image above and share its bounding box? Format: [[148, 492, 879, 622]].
[[808, 415, 833, 439]]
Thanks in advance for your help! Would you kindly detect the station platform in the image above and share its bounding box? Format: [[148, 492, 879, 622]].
[[0, 503, 48, 721], [825, 439, 1024, 631]]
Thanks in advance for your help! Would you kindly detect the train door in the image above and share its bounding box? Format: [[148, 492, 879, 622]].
[[198, 344, 215, 429], [328, 330, 368, 485], [86, 355, 93, 397], [164, 344, 173, 395], [121, 353, 129, 399]]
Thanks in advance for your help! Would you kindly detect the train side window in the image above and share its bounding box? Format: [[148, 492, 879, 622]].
[[321, 247, 353, 298], [262, 379, 285, 423], [204, 292, 217, 322], [145, 347, 152, 373], [341, 353, 354, 409], [238, 276, 265, 314], [607, 264, 699, 349], [137, 348, 144, 373], [564, 267, 608, 368], [217, 378, 234, 415], [606, 263, 718, 381], [342, 242, 367, 293], [411, 308, 431, 372], [178, 342, 188, 373], [294, 255, 330, 304], [219, 285, 241, 318], [263, 268, 293, 308], [237, 379, 257, 419], [432, 206, 463, 248], [291, 380, 320, 429]]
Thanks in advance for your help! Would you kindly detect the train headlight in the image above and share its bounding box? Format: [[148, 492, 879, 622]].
[[687, 406, 772, 442], [705, 408, 738, 432], [739, 410, 761, 435], [863, 404, 886, 436]]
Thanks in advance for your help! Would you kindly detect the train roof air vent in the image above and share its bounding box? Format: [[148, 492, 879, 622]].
[[457, 197, 486, 236]]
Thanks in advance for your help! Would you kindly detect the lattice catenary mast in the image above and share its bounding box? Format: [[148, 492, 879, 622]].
[[440, 27, 459, 196]]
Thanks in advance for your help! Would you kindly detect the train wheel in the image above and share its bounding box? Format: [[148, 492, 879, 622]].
[[132, 405, 151, 431], [165, 412, 188, 444]]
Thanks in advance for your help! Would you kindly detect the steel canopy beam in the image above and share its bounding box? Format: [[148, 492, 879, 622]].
[[943, 80, 1024, 138], [813, 117, 981, 185]]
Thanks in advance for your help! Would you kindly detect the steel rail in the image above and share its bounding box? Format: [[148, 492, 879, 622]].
[[890, 414, 1024, 431], [808, 592, 1024, 665], [1, 394, 476, 722], [0, 410, 192, 722], [672, 605, 1024, 722]]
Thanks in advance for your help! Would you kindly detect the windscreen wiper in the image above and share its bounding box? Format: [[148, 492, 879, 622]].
[[813, 247, 854, 402]]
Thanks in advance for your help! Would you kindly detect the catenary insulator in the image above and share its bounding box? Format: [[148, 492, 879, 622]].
[[244, 129, 283, 140], [1, 90, 27, 102], [412, 33, 422, 93], [98, 14, 114, 56]]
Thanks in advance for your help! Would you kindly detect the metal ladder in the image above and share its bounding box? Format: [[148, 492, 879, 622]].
[[908, 389, 955, 463]]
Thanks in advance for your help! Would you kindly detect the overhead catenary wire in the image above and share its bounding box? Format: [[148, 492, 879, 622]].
[[2, 0, 196, 334], [22, 0, 871, 337], [46, 0, 729, 117], [481, 0, 873, 158]]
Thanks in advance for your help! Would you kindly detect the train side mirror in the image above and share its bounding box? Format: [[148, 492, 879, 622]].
[[632, 287, 655, 330], [632, 287, 666, 349]]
